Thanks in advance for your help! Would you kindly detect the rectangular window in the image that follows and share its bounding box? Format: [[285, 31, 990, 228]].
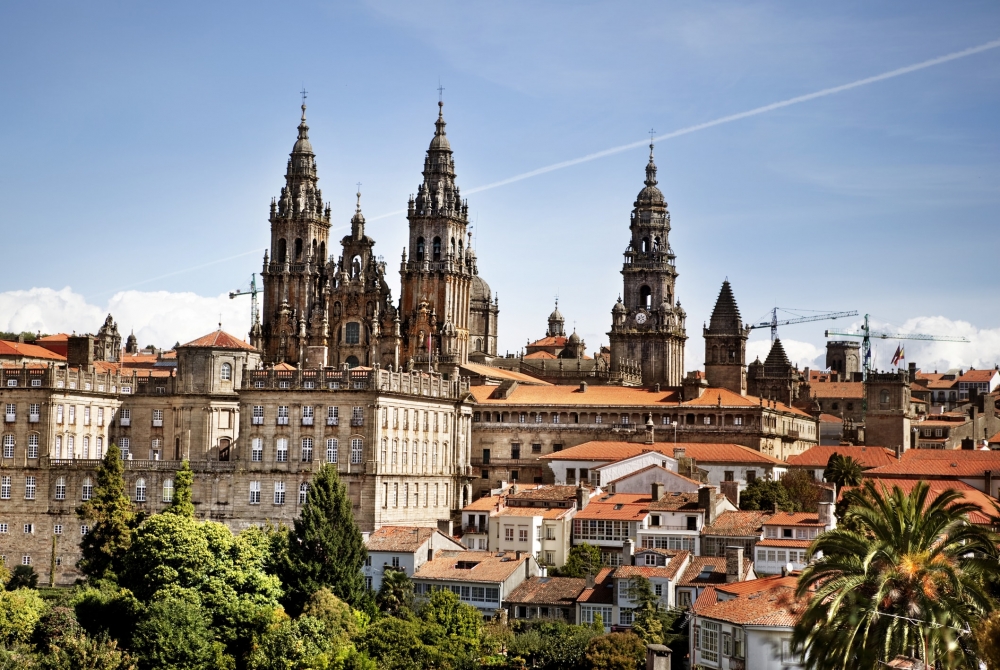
[[249, 481, 261, 504], [55, 478, 66, 500], [28, 404, 40, 421], [326, 438, 338, 463], [302, 406, 314, 425], [24, 476, 36, 500], [518, 528, 528, 542], [27, 434, 39, 459], [22, 556, 30, 566], [54, 524, 63, 535], [277, 406, 289, 425], [0, 524, 6, 533], [252, 405, 264, 425], [327, 406, 339, 425], [733, 628, 744, 659], [57, 405, 64, 423], [1, 435, 13, 459], [152, 409, 163, 426], [81, 525, 89, 535], [301, 438, 313, 462], [23, 524, 33, 534], [276, 438, 288, 462], [119, 437, 130, 459], [352, 406, 364, 426], [722, 632, 732, 657], [552, 414, 560, 424], [252, 438, 263, 462], [534, 414, 542, 423], [68, 406, 76, 424], [273, 482, 286, 505], [351, 438, 363, 464], [505, 526, 514, 542], [701, 621, 720, 662]]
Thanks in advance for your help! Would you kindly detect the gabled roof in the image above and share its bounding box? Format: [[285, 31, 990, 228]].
[[958, 369, 999, 383], [523, 351, 558, 360], [714, 574, 798, 598], [614, 553, 689, 581], [0, 340, 66, 361], [496, 506, 573, 520], [577, 567, 615, 604], [762, 512, 824, 527], [461, 363, 552, 385], [855, 478, 999, 525], [576, 498, 651, 522], [412, 550, 529, 583], [527, 336, 567, 348], [701, 510, 771, 537], [540, 441, 783, 466], [679, 557, 754, 586], [366, 526, 442, 553], [463, 495, 504, 513], [695, 585, 804, 627], [507, 576, 586, 606], [606, 464, 703, 489], [180, 330, 257, 351], [865, 449, 1000, 478], [786, 445, 897, 469]]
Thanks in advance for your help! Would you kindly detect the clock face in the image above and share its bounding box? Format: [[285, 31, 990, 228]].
[[635, 312, 647, 325]]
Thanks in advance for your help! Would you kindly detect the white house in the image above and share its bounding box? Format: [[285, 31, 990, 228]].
[[637, 487, 736, 555], [572, 492, 651, 566], [363, 526, 465, 592], [606, 464, 702, 495], [412, 549, 540, 617], [691, 577, 804, 670], [460, 494, 504, 550], [594, 451, 679, 487], [754, 507, 835, 576]]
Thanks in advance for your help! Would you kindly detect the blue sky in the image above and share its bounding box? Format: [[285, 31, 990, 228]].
[[2, 1, 999, 372]]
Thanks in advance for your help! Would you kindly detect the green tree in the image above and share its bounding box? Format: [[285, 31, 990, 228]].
[[793, 481, 1000, 670], [418, 588, 482, 661], [376, 568, 414, 616], [554, 543, 602, 578], [585, 632, 646, 670], [974, 610, 1000, 670], [39, 631, 135, 670], [780, 470, 821, 513], [248, 612, 336, 670], [164, 460, 195, 517], [510, 621, 599, 670], [358, 616, 430, 670], [130, 590, 222, 670], [627, 576, 682, 647], [78, 444, 137, 580], [121, 512, 213, 601], [823, 453, 864, 490], [6, 565, 38, 590], [279, 465, 368, 613], [739, 478, 792, 512], [0, 588, 46, 646], [72, 581, 143, 646], [302, 587, 359, 648]]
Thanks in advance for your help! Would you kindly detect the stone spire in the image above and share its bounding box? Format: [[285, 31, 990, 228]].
[[275, 101, 327, 222], [351, 188, 365, 239], [763, 338, 791, 369], [635, 141, 666, 207], [546, 298, 565, 337], [707, 281, 743, 334], [412, 100, 467, 221]]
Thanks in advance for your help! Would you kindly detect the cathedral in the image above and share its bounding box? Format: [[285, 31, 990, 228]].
[[259, 100, 497, 377]]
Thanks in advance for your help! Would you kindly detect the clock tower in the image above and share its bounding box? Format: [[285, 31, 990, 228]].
[[608, 143, 687, 386]]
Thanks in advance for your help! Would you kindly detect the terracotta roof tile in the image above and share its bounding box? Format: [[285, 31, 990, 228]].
[[497, 506, 573, 519], [808, 382, 864, 399], [853, 478, 999, 525], [696, 585, 805, 627], [577, 567, 615, 604], [0, 341, 66, 361], [527, 336, 568, 348], [539, 441, 783, 465], [756, 539, 812, 548], [614, 553, 689, 581], [523, 351, 558, 360], [988, 431, 1000, 445], [412, 550, 529, 583], [714, 574, 798, 597], [35, 334, 69, 343], [702, 511, 771, 537], [180, 330, 257, 351], [679, 557, 755, 586], [507, 485, 580, 502], [366, 526, 439, 552], [463, 495, 504, 512], [692, 586, 719, 611], [818, 413, 843, 423], [762, 512, 824, 527], [507, 577, 586, 605], [866, 449, 1000, 478], [786, 445, 897, 469], [606, 464, 704, 488], [958, 370, 999, 383], [461, 363, 552, 385]]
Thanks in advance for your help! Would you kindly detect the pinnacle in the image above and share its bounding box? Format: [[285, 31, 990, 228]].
[[707, 280, 743, 334]]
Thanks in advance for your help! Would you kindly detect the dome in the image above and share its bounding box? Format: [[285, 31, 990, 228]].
[[429, 101, 451, 151], [293, 137, 313, 153], [612, 298, 627, 315], [471, 275, 491, 301], [548, 306, 564, 322], [568, 331, 581, 344], [635, 143, 665, 207]]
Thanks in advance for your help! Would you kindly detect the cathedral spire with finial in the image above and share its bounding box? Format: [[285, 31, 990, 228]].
[[351, 183, 366, 238]]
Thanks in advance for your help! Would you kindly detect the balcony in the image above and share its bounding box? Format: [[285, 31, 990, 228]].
[[277, 417, 289, 426], [3, 414, 14, 423], [252, 417, 264, 425], [351, 418, 364, 427], [464, 526, 488, 535], [327, 418, 339, 426], [28, 414, 39, 423], [119, 417, 130, 427], [302, 417, 314, 426], [152, 420, 163, 427]]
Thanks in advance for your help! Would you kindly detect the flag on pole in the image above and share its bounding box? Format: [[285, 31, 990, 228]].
[[891, 344, 905, 367]]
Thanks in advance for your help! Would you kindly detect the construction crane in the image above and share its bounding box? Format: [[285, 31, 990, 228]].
[[749, 307, 859, 343], [228, 274, 259, 336], [825, 314, 969, 381]]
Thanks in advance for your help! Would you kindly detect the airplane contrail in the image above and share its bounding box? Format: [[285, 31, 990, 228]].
[[90, 247, 267, 298], [367, 36, 1000, 222]]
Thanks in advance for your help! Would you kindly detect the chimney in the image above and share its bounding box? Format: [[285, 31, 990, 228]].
[[427, 547, 434, 562], [818, 502, 836, 530], [719, 481, 739, 507], [579, 382, 587, 393], [986, 470, 993, 497], [516, 550, 523, 560], [683, 372, 707, 400], [699, 486, 717, 525], [673, 447, 686, 460], [576, 485, 589, 510], [437, 519, 453, 537], [526, 555, 532, 579], [725, 546, 744, 583], [651, 482, 665, 501], [623, 538, 635, 565], [654, 383, 661, 393], [585, 573, 595, 589]]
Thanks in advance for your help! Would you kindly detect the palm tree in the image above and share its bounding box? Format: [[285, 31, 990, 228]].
[[823, 453, 864, 489], [792, 480, 1000, 670], [377, 567, 414, 616]]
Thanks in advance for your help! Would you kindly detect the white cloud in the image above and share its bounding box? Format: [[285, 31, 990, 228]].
[[745, 338, 826, 370], [0, 287, 250, 350]]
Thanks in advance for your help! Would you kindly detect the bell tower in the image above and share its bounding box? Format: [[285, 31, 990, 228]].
[[608, 142, 687, 386], [399, 100, 477, 376], [260, 100, 332, 364], [703, 280, 750, 395]]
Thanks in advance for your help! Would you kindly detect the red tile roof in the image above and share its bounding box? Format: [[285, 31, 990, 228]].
[[506, 576, 586, 605], [366, 526, 440, 552], [497, 506, 573, 520], [696, 585, 805, 627], [865, 449, 1000, 478], [714, 574, 798, 598], [412, 550, 529, 583], [958, 369, 999, 383], [762, 512, 824, 527], [463, 495, 504, 512], [692, 585, 719, 610], [527, 336, 568, 348], [855, 479, 999, 525], [523, 351, 558, 360], [576, 500, 651, 522], [461, 363, 552, 385], [614, 554, 689, 581], [0, 340, 66, 361], [988, 431, 1000, 445], [756, 539, 812, 548], [786, 445, 897, 469], [818, 413, 844, 423], [577, 567, 615, 604], [180, 330, 257, 350], [606, 464, 703, 488], [540, 441, 783, 465], [702, 511, 771, 537]]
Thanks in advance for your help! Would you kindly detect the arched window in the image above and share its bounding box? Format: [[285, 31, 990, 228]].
[[642, 237, 650, 253], [55, 477, 66, 500], [163, 479, 174, 503], [345, 355, 360, 368], [294, 238, 303, 261], [416, 237, 425, 261], [82, 477, 93, 501], [299, 483, 308, 505], [433, 237, 441, 261], [345, 322, 360, 345], [450, 237, 456, 256], [318, 242, 326, 262], [639, 286, 652, 309], [135, 478, 147, 503], [220, 363, 232, 381], [476, 338, 483, 352], [277, 238, 287, 264]]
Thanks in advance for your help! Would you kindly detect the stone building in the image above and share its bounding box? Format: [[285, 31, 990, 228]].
[[608, 144, 687, 386], [826, 341, 861, 379], [399, 101, 497, 377], [703, 281, 750, 395], [747, 339, 805, 405]]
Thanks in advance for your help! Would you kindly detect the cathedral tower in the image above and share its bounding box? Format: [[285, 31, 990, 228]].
[[608, 143, 687, 386], [399, 101, 483, 376], [260, 102, 332, 364], [704, 280, 750, 394]]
